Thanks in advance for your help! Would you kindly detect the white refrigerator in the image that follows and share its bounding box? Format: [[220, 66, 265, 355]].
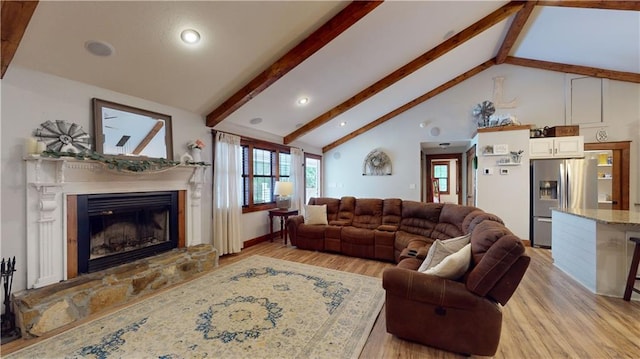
[[530, 158, 598, 247]]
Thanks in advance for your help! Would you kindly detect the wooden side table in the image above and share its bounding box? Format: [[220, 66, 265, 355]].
[[268, 209, 299, 245]]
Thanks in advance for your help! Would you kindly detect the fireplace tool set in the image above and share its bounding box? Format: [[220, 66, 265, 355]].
[[1, 256, 20, 344]]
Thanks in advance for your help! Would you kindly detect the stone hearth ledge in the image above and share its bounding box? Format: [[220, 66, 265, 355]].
[[13, 244, 218, 338]]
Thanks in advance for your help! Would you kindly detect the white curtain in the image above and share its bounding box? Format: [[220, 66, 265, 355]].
[[212, 132, 243, 255], [290, 148, 305, 214]]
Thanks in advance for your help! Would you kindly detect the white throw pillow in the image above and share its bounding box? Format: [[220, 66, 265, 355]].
[[418, 240, 453, 272], [304, 204, 328, 225], [441, 233, 471, 251], [423, 243, 472, 280], [417, 234, 471, 272]]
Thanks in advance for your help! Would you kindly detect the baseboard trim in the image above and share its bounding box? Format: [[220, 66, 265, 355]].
[[243, 233, 275, 248]]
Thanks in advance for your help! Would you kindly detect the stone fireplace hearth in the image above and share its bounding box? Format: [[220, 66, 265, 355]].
[[14, 244, 218, 338]]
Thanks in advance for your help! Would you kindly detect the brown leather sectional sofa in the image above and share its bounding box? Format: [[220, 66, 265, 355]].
[[286, 196, 530, 356]]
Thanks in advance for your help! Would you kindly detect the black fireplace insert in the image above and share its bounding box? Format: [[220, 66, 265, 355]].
[[76, 191, 179, 273]]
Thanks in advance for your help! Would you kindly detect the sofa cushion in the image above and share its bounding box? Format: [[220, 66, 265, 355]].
[[382, 198, 402, 226], [429, 204, 478, 239], [462, 210, 504, 234], [395, 231, 432, 252], [399, 201, 442, 237], [352, 198, 383, 229], [417, 234, 471, 272], [336, 196, 356, 224], [296, 223, 326, 239], [423, 243, 471, 280], [304, 204, 328, 225], [342, 226, 375, 245]]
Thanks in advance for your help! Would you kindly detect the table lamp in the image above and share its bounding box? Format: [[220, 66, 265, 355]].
[[274, 181, 293, 209]]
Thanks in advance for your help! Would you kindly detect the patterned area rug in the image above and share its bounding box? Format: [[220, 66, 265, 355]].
[[7, 256, 385, 359]]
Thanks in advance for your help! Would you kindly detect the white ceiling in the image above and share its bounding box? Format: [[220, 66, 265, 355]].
[[10, 1, 640, 151]]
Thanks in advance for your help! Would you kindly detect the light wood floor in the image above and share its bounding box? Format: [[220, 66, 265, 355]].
[[3, 239, 640, 358]]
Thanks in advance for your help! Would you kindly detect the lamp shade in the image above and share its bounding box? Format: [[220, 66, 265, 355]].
[[274, 181, 293, 196]]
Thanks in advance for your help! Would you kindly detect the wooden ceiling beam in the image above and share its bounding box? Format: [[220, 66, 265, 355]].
[[496, 1, 537, 64], [284, 1, 524, 145], [537, 1, 640, 11], [322, 59, 496, 153], [505, 56, 640, 83], [1, 0, 39, 79], [205, 1, 382, 128]]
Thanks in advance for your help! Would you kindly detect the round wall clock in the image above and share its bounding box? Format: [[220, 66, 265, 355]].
[[596, 129, 608, 142]]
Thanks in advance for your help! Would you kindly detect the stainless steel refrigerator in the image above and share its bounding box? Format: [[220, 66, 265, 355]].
[[530, 158, 598, 247]]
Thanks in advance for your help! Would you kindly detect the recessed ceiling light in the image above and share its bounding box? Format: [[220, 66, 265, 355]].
[[181, 29, 201, 44], [85, 40, 115, 57], [249, 117, 263, 125], [339, 121, 347, 127], [297, 97, 309, 105]]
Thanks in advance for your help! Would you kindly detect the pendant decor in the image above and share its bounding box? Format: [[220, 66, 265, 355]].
[[34, 120, 91, 153], [362, 149, 392, 176]]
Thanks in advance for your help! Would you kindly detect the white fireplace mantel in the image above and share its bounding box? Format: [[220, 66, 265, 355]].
[[25, 156, 207, 289]]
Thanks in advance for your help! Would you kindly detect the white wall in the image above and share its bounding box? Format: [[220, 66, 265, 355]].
[[1, 66, 212, 293], [475, 129, 530, 238], [324, 64, 640, 232]]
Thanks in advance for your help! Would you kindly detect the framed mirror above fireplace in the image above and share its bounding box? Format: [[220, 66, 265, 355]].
[[92, 98, 174, 160]]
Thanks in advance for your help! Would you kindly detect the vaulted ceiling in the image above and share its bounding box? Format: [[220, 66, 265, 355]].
[[3, 1, 639, 152]]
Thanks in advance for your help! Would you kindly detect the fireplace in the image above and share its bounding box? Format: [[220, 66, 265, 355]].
[[26, 158, 205, 289], [76, 191, 179, 273]]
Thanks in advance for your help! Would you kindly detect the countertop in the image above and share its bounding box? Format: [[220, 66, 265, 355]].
[[552, 207, 640, 225]]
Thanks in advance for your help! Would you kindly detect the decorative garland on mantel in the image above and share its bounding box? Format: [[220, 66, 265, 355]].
[[40, 150, 208, 172]]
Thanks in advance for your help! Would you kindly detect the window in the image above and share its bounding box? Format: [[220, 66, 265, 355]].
[[241, 138, 290, 212], [432, 161, 449, 194], [304, 153, 322, 204]]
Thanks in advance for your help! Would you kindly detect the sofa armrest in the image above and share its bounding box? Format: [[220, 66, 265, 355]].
[[287, 215, 304, 227], [405, 239, 431, 260], [382, 267, 481, 310], [286, 215, 305, 245], [377, 224, 398, 232]]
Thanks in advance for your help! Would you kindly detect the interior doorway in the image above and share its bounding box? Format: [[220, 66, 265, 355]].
[[465, 145, 476, 206], [584, 141, 630, 210], [425, 153, 462, 204]]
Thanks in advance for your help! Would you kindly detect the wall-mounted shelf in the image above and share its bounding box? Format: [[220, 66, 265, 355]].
[[497, 162, 521, 166]]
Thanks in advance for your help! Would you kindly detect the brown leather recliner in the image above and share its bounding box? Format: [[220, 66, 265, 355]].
[[382, 220, 530, 356]]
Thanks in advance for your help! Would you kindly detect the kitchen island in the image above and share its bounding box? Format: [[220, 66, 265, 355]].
[[552, 208, 640, 300]]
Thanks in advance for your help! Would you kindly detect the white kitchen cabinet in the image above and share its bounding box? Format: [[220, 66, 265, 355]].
[[529, 136, 584, 159]]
